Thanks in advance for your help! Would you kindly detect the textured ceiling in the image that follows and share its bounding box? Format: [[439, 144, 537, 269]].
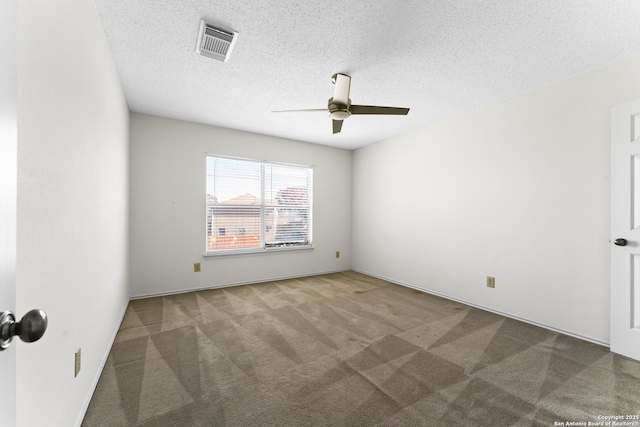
[[94, 0, 640, 150]]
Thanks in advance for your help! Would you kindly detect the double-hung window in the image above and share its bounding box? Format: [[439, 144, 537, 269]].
[[206, 155, 313, 255]]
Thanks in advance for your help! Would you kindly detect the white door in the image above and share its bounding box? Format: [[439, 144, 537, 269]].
[[0, 0, 18, 424], [611, 98, 640, 361]]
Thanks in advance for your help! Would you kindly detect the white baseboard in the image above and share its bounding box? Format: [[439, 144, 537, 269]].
[[74, 299, 129, 427], [352, 269, 610, 348], [130, 268, 352, 300]]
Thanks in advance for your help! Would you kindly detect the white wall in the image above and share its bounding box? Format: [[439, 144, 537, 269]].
[[353, 55, 640, 345], [129, 113, 352, 297], [16, 0, 130, 425]]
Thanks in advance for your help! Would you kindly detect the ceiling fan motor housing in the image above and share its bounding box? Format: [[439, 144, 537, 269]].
[[328, 98, 351, 120]]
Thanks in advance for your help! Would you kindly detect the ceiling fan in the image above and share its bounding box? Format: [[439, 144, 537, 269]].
[[273, 73, 410, 134]]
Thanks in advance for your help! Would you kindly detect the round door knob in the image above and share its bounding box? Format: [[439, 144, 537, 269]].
[[614, 238, 628, 246], [15, 309, 48, 342], [0, 309, 48, 350]]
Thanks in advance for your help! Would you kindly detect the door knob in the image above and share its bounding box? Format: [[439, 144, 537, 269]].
[[614, 238, 628, 246], [0, 309, 48, 350]]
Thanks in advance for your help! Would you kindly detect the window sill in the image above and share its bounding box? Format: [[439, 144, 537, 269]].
[[203, 245, 314, 258]]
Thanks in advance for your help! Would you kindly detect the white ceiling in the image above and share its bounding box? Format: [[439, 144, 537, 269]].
[[94, 0, 640, 150]]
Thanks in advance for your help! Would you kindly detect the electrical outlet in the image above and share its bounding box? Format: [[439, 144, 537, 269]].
[[74, 348, 81, 377], [486, 276, 495, 288], [194, 263, 201, 272], [335, 251, 340, 259]]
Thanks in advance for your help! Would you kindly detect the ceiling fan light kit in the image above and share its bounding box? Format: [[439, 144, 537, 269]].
[[274, 73, 410, 134], [328, 99, 351, 120]]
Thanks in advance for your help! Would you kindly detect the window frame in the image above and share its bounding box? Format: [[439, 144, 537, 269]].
[[204, 154, 313, 257]]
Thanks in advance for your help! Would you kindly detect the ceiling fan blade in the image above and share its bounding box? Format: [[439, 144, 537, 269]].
[[332, 119, 343, 134], [332, 73, 351, 105], [350, 105, 410, 115], [272, 108, 327, 113]]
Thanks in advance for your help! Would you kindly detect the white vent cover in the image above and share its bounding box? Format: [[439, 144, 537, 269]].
[[195, 20, 238, 62]]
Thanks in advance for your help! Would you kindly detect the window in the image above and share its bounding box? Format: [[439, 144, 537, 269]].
[[206, 155, 312, 255]]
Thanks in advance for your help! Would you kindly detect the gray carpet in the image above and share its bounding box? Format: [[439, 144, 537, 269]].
[[82, 271, 640, 426]]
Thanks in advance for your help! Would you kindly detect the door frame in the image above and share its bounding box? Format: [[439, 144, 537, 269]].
[[0, 0, 18, 424]]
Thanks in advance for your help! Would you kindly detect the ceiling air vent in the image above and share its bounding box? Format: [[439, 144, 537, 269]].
[[195, 20, 238, 62]]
